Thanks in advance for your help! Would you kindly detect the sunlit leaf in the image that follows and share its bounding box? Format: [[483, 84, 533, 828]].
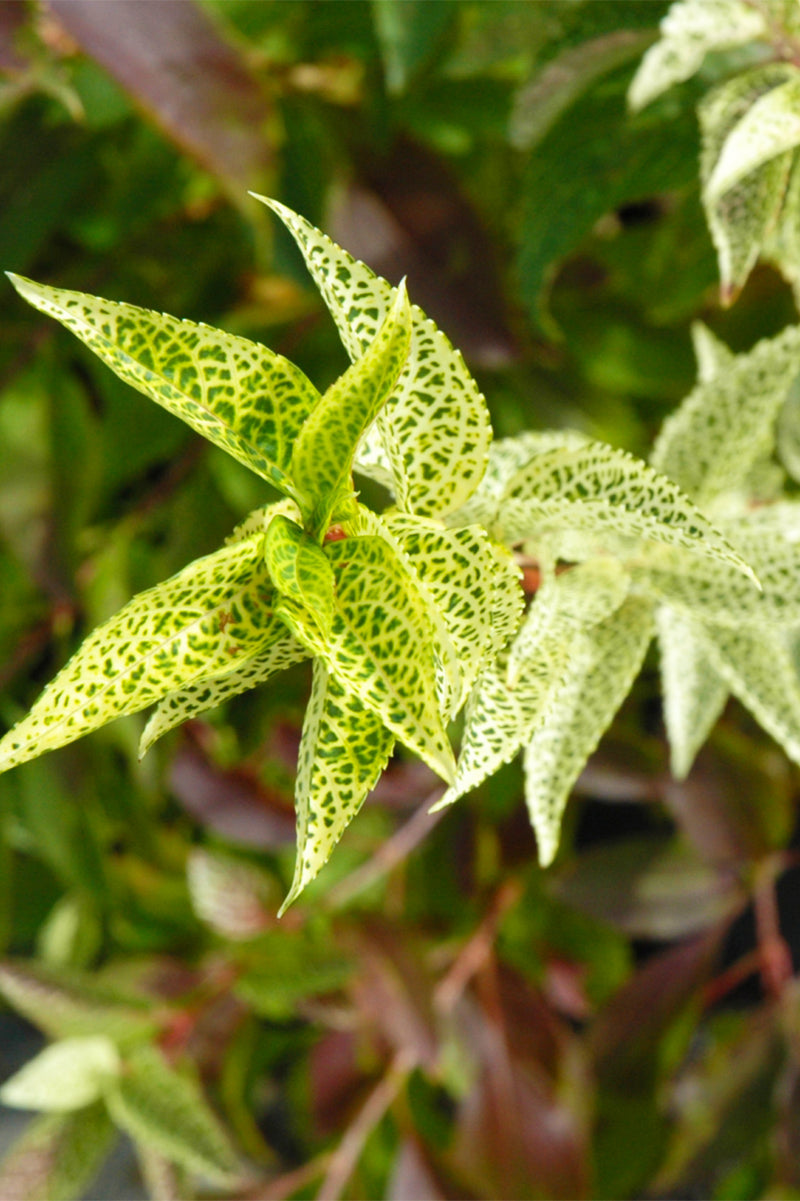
[[0, 1103, 115, 1201], [628, 0, 767, 111], [281, 660, 394, 912], [706, 71, 800, 201], [253, 196, 492, 518], [656, 606, 729, 779], [0, 536, 280, 773], [265, 514, 336, 636], [0, 1037, 120, 1113], [6, 273, 320, 499], [524, 598, 653, 866]]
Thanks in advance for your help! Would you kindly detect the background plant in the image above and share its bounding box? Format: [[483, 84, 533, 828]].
[[1, 2, 800, 1199]]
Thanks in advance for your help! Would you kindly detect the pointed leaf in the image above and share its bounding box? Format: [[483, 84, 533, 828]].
[[0, 1037, 120, 1113], [278, 533, 455, 783], [264, 514, 336, 634], [652, 319, 800, 504], [6, 273, 320, 498], [0, 963, 156, 1044], [628, 0, 767, 111], [500, 440, 758, 581], [291, 282, 411, 532], [254, 196, 492, 518], [106, 1045, 240, 1186], [524, 599, 653, 866], [706, 72, 800, 201], [656, 606, 729, 779], [0, 1103, 115, 1201], [281, 660, 394, 912], [0, 536, 280, 773], [187, 849, 273, 940], [691, 321, 735, 383], [140, 632, 307, 756]]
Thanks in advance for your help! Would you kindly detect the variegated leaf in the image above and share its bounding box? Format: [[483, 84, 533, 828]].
[[706, 71, 800, 201], [291, 282, 411, 533], [656, 606, 729, 779], [766, 150, 800, 300], [253, 196, 492, 518], [699, 623, 800, 765], [6, 274, 320, 500], [697, 65, 797, 301], [499, 440, 758, 581], [139, 632, 307, 756], [523, 599, 653, 866], [628, 0, 767, 111], [281, 660, 395, 912], [652, 319, 800, 504], [277, 533, 456, 783], [691, 321, 735, 383], [264, 514, 336, 635], [0, 536, 279, 773], [0, 1037, 120, 1113], [0, 1103, 115, 1201]]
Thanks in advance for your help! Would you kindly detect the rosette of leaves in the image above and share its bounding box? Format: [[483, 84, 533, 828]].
[[0, 198, 517, 910], [628, 0, 800, 302]]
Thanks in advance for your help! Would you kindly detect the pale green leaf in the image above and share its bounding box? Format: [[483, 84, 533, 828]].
[[628, 0, 767, 111], [6, 274, 320, 499], [0, 963, 156, 1044], [253, 196, 492, 518], [698, 65, 797, 300], [135, 1144, 188, 1201], [777, 380, 800, 482], [105, 1045, 240, 1186], [187, 849, 273, 940], [264, 514, 336, 635], [281, 660, 394, 912], [656, 606, 729, 778], [499, 440, 758, 582], [278, 533, 456, 783], [652, 320, 800, 504], [291, 282, 411, 532], [706, 71, 800, 201], [139, 632, 307, 757], [0, 1103, 115, 1201], [691, 321, 735, 383], [524, 599, 653, 866], [765, 150, 800, 297], [0, 1038, 120, 1113], [699, 623, 800, 765], [0, 536, 280, 773], [226, 496, 302, 544]]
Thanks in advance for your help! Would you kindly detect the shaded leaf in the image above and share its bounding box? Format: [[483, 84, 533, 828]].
[[371, 0, 456, 94], [656, 605, 728, 779], [0, 1037, 120, 1113], [0, 1103, 115, 1201], [186, 849, 273, 940], [234, 930, 352, 1019], [0, 963, 156, 1044]]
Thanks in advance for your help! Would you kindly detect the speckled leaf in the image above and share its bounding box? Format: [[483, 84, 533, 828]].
[[700, 623, 800, 765], [0, 1037, 120, 1113], [264, 514, 336, 636], [499, 440, 757, 581], [0, 1103, 115, 1201], [139, 630, 307, 756], [187, 849, 273, 940], [6, 273, 320, 500], [656, 606, 728, 779], [697, 66, 797, 301], [652, 320, 800, 504], [707, 72, 800, 200], [0, 536, 278, 773], [524, 599, 653, 866], [253, 196, 492, 518], [291, 282, 411, 533], [278, 533, 455, 783], [0, 963, 156, 1044], [628, 0, 767, 111], [282, 660, 394, 912], [105, 1045, 240, 1187], [691, 321, 735, 383], [766, 150, 800, 297]]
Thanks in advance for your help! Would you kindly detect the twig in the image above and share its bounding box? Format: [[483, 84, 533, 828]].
[[434, 879, 522, 1014]]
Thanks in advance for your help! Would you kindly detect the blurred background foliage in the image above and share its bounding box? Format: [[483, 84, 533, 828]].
[[0, 1, 800, 1198]]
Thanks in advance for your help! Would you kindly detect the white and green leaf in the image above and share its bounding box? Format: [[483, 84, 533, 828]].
[[0, 1103, 115, 1201], [523, 598, 653, 866], [264, 514, 336, 636], [706, 70, 800, 201], [656, 605, 729, 779], [281, 660, 395, 912], [0, 1037, 120, 1113], [253, 196, 492, 518], [691, 320, 735, 383], [6, 274, 320, 500]]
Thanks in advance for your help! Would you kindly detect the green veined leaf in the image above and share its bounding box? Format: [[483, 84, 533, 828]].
[[0, 962, 156, 1044], [524, 598, 653, 866], [0, 536, 279, 773], [656, 605, 728, 779], [264, 514, 336, 635], [6, 274, 320, 500], [252, 196, 492, 518], [499, 440, 758, 582], [628, 0, 767, 111], [277, 533, 455, 784], [697, 65, 797, 301], [281, 660, 395, 912], [139, 631, 307, 757], [706, 71, 800, 201], [291, 279, 411, 533], [0, 1037, 120, 1113], [105, 1045, 241, 1187], [0, 1103, 115, 1201], [699, 623, 800, 765], [651, 319, 800, 504]]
